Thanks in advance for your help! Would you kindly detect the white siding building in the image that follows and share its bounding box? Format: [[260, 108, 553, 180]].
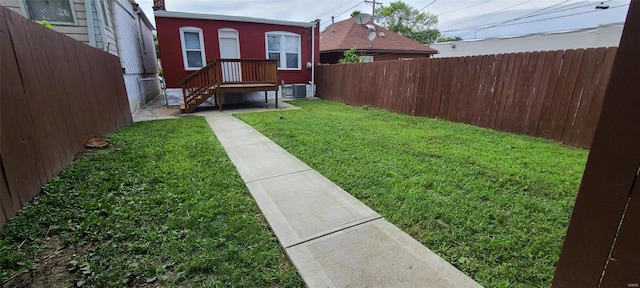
[[431, 23, 623, 58], [0, 0, 160, 114]]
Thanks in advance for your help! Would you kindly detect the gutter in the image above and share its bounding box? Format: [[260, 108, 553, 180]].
[[85, 0, 96, 46], [311, 19, 319, 96], [154, 10, 315, 28]]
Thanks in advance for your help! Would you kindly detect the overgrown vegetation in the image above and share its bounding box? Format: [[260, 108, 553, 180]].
[[0, 117, 303, 287], [236, 100, 588, 287], [339, 48, 362, 64]]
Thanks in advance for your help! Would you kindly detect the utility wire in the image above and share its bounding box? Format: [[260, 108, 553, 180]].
[[418, 0, 437, 12], [319, 1, 365, 26], [439, 0, 492, 16], [441, 0, 600, 33], [440, 1, 531, 30], [309, 0, 361, 21], [454, 3, 628, 37]]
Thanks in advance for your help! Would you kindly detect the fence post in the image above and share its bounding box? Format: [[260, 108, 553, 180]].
[[552, 2, 640, 287]]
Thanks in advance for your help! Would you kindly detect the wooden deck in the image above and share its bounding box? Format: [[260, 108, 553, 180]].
[[178, 59, 279, 113]]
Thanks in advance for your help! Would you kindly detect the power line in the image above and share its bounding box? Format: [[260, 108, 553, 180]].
[[418, 0, 437, 12], [439, 0, 492, 16], [440, 1, 531, 30], [441, 0, 609, 33], [309, 0, 361, 21], [455, 3, 628, 38], [319, 1, 365, 25], [364, 0, 382, 18]]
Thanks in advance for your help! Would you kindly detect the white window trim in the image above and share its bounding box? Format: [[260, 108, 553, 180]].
[[96, 0, 112, 30], [180, 26, 206, 71], [20, 0, 79, 26], [265, 31, 301, 70], [218, 28, 240, 59]]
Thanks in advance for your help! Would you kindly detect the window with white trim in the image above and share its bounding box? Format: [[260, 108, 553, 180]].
[[180, 27, 206, 70], [266, 32, 301, 70], [98, 0, 111, 29], [23, 0, 77, 25]]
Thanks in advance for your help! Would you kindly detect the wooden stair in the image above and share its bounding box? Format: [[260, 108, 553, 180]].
[[177, 62, 218, 113], [178, 59, 279, 113]]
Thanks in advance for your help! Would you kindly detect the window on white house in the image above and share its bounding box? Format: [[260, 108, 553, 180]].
[[180, 27, 206, 70], [23, 0, 76, 24], [266, 32, 301, 70], [98, 0, 110, 28]]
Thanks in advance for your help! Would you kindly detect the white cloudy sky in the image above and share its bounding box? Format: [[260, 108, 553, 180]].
[[135, 0, 631, 39]]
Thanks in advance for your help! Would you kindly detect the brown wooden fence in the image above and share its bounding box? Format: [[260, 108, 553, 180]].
[[316, 47, 617, 148], [0, 7, 132, 228], [553, 2, 639, 285]]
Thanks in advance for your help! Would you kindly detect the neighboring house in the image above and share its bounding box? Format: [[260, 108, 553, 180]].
[[320, 18, 438, 64], [0, 0, 161, 114], [153, 0, 320, 103], [431, 23, 623, 58]]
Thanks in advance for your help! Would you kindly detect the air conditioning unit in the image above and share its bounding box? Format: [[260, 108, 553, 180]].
[[282, 85, 294, 97], [293, 84, 307, 99]]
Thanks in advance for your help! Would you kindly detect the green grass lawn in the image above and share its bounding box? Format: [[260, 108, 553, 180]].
[[235, 100, 589, 288], [0, 117, 303, 287]]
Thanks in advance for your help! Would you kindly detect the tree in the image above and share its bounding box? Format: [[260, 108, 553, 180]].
[[350, 10, 361, 17], [437, 35, 463, 43], [339, 48, 362, 64], [375, 1, 440, 44]]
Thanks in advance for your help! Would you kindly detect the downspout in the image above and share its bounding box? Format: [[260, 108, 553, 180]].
[[85, 0, 96, 47], [311, 20, 318, 96]]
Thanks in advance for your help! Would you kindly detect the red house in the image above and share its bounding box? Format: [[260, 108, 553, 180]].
[[153, 0, 320, 110]]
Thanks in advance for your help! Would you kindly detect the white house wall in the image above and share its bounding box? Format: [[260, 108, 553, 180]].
[[432, 24, 623, 58], [114, 0, 143, 74], [139, 18, 157, 73], [0, 0, 91, 43], [113, 0, 160, 114]]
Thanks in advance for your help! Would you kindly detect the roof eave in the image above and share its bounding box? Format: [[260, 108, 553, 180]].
[[321, 49, 437, 55], [154, 10, 316, 28]]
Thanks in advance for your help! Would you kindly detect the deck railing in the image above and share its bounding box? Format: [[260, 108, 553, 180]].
[[178, 61, 218, 110], [178, 59, 279, 112], [215, 59, 278, 85]]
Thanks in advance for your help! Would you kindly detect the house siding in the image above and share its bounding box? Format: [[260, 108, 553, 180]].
[[113, 0, 160, 113], [156, 16, 320, 88], [0, 0, 91, 43]]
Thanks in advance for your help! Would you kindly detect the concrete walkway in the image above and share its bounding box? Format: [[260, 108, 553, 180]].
[[201, 110, 483, 287]]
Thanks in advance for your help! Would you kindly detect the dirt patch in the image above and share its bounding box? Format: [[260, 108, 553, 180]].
[[3, 236, 76, 288]]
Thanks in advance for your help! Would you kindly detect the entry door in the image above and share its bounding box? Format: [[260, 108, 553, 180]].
[[218, 29, 242, 82]]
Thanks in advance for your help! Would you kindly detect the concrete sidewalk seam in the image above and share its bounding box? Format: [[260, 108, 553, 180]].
[[203, 111, 484, 288], [284, 215, 384, 249], [245, 168, 314, 184]]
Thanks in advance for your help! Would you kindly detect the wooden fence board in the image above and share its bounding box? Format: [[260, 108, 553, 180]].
[[7, 14, 52, 186], [562, 48, 595, 146], [489, 53, 508, 128], [317, 46, 615, 148], [533, 50, 564, 138], [570, 48, 606, 147], [582, 47, 616, 147], [523, 52, 545, 135], [0, 159, 14, 228], [598, 176, 640, 286], [0, 7, 132, 228], [554, 49, 583, 142], [553, 3, 640, 283]]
